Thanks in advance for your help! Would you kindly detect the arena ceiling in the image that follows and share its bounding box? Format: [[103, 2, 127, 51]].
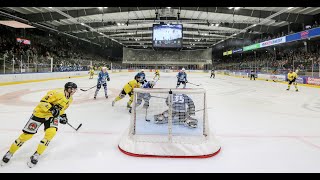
[[0, 7, 319, 49]]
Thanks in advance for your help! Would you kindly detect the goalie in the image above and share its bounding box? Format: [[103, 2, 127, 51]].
[[153, 93, 197, 128]]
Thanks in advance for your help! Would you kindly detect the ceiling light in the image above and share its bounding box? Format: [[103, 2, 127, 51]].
[[167, 7, 171, 9], [48, 7, 53, 9], [215, 23, 219, 27], [80, 23, 85, 26], [287, 7, 293, 9], [234, 7, 240, 10], [98, 7, 103, 9], [253, 24, 257, 27], [228, 7, 233, 9], [104, 7, 108, 8]]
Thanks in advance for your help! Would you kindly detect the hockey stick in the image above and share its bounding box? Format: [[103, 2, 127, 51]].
[[80, 85, 97, 91], [145, 108, 151, 122], [150, 95, 167, 99], [187, 82, 201, 86], [67, 122, 82, 131]]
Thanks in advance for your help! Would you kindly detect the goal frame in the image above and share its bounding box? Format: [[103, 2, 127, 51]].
[[118, 88, 221, 158]]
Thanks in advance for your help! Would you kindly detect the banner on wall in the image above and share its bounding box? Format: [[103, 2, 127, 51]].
[[223, 52, 227, 56], [260, 37, 286, 48], [307, 77, 320, 85], [308, 27, 320, 38], [243, 43, 260, 51], [227, 50, 232, 55], [296, 77, 305, 84], [232, 48, 243, 53], [286, 27, 320, 42]]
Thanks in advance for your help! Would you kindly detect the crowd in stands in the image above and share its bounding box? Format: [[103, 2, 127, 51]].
[[217, 45, 320, 75], [0, 25, 122, 73]]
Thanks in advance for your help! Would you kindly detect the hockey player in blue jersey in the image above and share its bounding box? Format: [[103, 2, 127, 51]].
[[135, 81, 156, 111], [176, 68, 188, 88], [153, 93, 197, 128], [135, 69, 147, 85], [94, 67, 110, 99]]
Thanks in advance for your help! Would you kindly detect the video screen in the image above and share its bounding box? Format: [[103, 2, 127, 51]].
[[16, 38, 31, 45], [152, 24, 183, 48]]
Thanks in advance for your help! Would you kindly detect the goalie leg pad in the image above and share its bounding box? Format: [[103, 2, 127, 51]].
[[183, 116, 198, 128], [154, 110, 169, 124]]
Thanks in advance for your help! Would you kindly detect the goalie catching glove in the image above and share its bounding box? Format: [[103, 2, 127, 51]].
[[59, 114, 68, 124]]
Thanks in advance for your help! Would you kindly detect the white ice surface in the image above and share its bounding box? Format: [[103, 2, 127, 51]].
[[1, 72, 320, 172]]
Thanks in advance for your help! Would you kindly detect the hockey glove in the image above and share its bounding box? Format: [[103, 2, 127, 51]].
[[59, 114, 68, 124], [107, 77, 110, 81], [50, 105, 60, 118]]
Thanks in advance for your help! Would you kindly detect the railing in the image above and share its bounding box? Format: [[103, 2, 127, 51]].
[[215, 59, 320, 77], [0, 55, 115, 74]]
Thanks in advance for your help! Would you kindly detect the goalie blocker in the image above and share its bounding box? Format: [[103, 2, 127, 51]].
[[118, 88, 221, 158]]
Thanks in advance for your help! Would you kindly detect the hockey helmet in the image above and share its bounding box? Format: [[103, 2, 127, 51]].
[[65, 82, 77, 89], [181, 68, 185, 71]]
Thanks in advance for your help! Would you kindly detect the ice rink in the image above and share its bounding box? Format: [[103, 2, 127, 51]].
[[1, 72, 320, 173]]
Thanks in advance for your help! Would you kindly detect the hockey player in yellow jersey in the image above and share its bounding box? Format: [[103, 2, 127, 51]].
[[154, 69, 160, 80], [1, 82, 77, 168], [112, 75, 141, 112], [89, 67, 95, 79], [286, 69, 298, 92]]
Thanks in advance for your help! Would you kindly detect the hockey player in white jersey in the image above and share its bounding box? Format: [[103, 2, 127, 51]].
[[153, 93, 197, 128]]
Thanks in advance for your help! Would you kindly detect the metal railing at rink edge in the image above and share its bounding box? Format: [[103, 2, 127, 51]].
[[215, 59, 320, 78], [0, 54, 116, 74], [119, 62, 213, 72]]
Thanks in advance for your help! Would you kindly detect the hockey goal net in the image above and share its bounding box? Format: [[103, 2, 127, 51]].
[[118, 88, 221, 158]]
